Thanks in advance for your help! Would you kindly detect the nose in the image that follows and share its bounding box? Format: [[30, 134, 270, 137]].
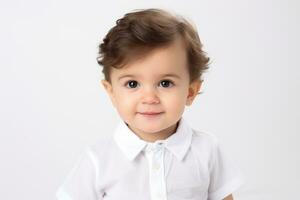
[[141, 86, 160, 104]]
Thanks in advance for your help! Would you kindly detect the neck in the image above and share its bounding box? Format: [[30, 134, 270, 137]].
[[126, 121, 179, 143]]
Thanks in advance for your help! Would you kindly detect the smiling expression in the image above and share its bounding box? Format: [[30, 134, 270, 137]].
[[101, 38, 201, 142]]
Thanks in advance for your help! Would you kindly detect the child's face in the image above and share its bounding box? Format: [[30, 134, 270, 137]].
[[102, 38, 201, 141]]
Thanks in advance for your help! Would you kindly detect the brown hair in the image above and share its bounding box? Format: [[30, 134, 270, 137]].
[[96, 8, 210, 83]]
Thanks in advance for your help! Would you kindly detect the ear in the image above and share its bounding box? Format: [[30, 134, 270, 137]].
[[101, 79, 116, 107], [186, 79, 202, 106]]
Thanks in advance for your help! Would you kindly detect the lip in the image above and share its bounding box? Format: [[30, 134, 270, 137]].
[[138, 112, 163, 119], [138, 112, 164, 116]]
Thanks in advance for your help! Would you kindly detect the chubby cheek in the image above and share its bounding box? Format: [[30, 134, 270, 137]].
[[162, 92, 187, 115], [114, 93, 137, 118]]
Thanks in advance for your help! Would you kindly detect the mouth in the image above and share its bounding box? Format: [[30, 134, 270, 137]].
[[138, 112, 164, 117]]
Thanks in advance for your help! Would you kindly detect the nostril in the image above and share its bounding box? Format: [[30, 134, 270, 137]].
[[141, 95, 160, 104], [142, 97, 160, 104]]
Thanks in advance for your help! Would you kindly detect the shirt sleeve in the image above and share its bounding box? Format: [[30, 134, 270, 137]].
[[56, 147, 101, 200], [208, 135, 245, 200]]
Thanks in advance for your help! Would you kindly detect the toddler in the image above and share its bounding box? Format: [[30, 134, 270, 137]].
[[56, 8, 244, 200]]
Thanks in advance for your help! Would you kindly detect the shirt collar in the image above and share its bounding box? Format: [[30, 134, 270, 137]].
[[113, 117, 194, 162]]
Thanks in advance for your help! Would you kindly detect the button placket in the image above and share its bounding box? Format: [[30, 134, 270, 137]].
[[145, 143, 167, 200]]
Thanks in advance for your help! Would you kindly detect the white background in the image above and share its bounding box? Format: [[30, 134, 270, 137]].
[[0, 0, 299, 199]]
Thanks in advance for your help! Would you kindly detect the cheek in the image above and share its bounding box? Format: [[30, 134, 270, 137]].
[[114, 99, 134, 121], [114, 92, 135, 111], [162, 90, 188, 110]]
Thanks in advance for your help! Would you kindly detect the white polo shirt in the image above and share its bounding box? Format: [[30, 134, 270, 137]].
[[56, 117, 244, 200]]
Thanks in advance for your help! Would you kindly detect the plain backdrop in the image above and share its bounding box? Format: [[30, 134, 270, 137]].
[[0, 0, 299, 199]]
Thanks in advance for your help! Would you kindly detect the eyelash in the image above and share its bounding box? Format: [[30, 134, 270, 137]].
[[124, 79, 175, 89]]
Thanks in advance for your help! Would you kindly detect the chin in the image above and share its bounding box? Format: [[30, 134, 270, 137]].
[[140, 127, 162, 133], [138, 124, 165, 133]]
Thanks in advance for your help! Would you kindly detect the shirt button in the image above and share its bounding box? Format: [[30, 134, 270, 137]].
[[152, 163, 160, 170]]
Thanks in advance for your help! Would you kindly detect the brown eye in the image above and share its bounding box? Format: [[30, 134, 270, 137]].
[[159, 80, 174, 88], [125, 80, 139, 88]]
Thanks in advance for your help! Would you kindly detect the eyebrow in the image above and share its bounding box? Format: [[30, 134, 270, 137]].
[[118, 73, 181, 80]]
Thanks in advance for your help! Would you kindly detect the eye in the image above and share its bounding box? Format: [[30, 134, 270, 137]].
[[125, 80, 139, 88], [159, 80, 174, 88]]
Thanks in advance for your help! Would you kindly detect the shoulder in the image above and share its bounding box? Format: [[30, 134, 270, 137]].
[[189, 128, 224, 165], [190, 128, 220, 149], [86, 134, 115, 160], [187, 128, 220, 162], [182, 118, 219, 149]]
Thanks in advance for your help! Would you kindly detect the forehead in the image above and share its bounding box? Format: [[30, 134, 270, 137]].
[[111, 38, 189, 79]]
